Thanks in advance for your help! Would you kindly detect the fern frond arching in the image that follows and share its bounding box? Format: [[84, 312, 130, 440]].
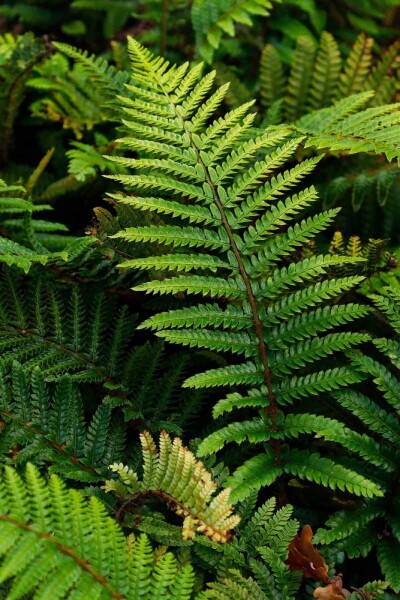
[[52, 41, 131, 102], [105, 430, 241, 543], [107, 39, 383, 503], [295, 92, 400, 162], [0, 463, 196, 599], [311, 285, 400, 591]]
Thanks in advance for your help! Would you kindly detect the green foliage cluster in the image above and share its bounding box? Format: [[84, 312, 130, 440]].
[[1, 0, 400, 597]]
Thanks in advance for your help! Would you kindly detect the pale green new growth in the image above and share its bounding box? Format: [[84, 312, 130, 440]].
[[105, 430, 241, 542]]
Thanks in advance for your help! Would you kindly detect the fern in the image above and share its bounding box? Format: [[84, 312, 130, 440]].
[[194, 495, 303, 599], [27, 53, 113, 139], [51, 41, 132, 108], [293, 91, 400, 162], [285, 36, 316, 121], [104, 430, 241, 543], [312, 286, 400, 591], [0, 462, 316, 598], [192, 0, 278, 63], [0, 267, 202, 433], [0, 178, 93, 272], [307, 32, 341, 112], [260, 32, 400, 120], [0, 268, 136, 387], [106, 40, 385, 503], [0, 33, 49, 165], [259, 33, 400, 240], [0, 362, 126, 482], [0, 463, 197, 599]]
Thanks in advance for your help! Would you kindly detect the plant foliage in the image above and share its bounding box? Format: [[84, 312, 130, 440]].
[[109, 39, 386, 504]]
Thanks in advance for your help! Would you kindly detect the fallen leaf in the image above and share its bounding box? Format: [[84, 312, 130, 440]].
[[287, 524, 330, 582], [314, 576, 351, 599]]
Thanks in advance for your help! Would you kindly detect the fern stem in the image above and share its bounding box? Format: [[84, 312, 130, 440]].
[[0, 514, 124, 599], [172, 103, 279, 434], [1, 411, 99, 476], [116, 488, 236, 541], [0, 323, 128, 400]]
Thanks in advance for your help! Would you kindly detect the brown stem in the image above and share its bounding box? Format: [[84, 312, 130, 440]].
[[175, 119, 278, 432], [0, 324, 128, 401], [1, 411, 99, 476]]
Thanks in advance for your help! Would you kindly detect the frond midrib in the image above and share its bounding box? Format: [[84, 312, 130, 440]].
[[136, 50, 279, 433], [0, 322, 127, 397], [0, 513, 123, 599]]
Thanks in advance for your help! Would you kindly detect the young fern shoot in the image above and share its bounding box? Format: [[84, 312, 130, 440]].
[[108, 39, 381, 503]]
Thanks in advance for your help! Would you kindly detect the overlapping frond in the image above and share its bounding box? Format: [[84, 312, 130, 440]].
[[295, 92, 400, 162], [0, 363, 126, 482], [260, 32, 400, 121], [312, 286, 400, 592], [0, 268, 136, 387], [0, 463, 196, 599]]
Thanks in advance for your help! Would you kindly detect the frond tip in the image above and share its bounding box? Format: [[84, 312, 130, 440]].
[[105, 430, 241, 542]]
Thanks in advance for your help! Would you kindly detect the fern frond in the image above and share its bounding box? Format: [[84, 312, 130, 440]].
[[282, 449, 382, 498], [0, 463, 196, 599], [105, 431, 240, 542], [295, 92, 400, 162], [307, 32, 341, 111], [0, 270, 136, 390], [108, 39, 379, 502], [377, 539, 400, 592], [52, 41, 131, 100], [260, 44, 284, 110], [192, 0, 276, 63], [285, 36, 316, 121], [336, 33, 374, 99]]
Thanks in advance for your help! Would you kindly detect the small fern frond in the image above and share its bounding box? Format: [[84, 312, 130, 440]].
[[192, 0, 277, 63], [105, 431, 241, 542], [307, 32, 342, 111], [260, 44, 284, 110], [336, 33, 374, 99], [285, 36, 316, 121]]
